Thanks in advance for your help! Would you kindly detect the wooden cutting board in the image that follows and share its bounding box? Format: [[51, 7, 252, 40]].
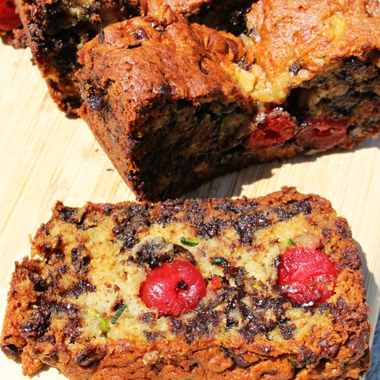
[[0, 43, 379, 379]]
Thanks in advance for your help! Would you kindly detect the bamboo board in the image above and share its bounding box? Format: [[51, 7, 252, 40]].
[[0, 43, 379, 379]]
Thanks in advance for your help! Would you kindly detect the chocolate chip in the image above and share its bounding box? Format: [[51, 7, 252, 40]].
[[125, 42, 142, 50], [74, 346, 105, 368], [98, 29, 104, 44], [132, 28, 148, 40], [226, 38, 239, 61], [144, 331, 159, 341], [248, 26, 261, 43], [347, 334, 366, 356], [289, 62, 302, 75], [58, 205, 79, 224], [279, 323, 295, 340], [1, 344, 18, 359], [199, 58, 210, 75], [232, 354, 252, 368]]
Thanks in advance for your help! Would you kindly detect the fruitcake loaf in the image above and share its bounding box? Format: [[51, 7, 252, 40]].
[[1, 188, 371, 379], [14, 0, 252, 114], [77, 1, 380, 201]]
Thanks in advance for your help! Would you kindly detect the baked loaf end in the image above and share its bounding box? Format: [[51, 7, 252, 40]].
[[1, 188, 371, 379], [78, 6, 253, 201], [77, 2, 380, 201]]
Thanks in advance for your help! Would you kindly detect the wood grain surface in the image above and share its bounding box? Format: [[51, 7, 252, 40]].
[[0, 43, 379, 379]]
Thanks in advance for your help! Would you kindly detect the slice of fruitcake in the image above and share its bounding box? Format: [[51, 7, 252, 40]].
[[77, 1, 380, 201], [1, 188, 371, 379]]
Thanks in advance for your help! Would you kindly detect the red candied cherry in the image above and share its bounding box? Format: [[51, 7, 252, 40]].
[[140, 260, 206, 317], [0, 0, 21, 31], [278, 247, 337, 306], [296, 117, 348, 151], [247, 115, 296, 149]]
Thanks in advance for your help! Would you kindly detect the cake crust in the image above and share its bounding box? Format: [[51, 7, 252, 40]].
[[14, 0, 251, 114], [1, 188, 371, 379], [77, 2, 380, 201]]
